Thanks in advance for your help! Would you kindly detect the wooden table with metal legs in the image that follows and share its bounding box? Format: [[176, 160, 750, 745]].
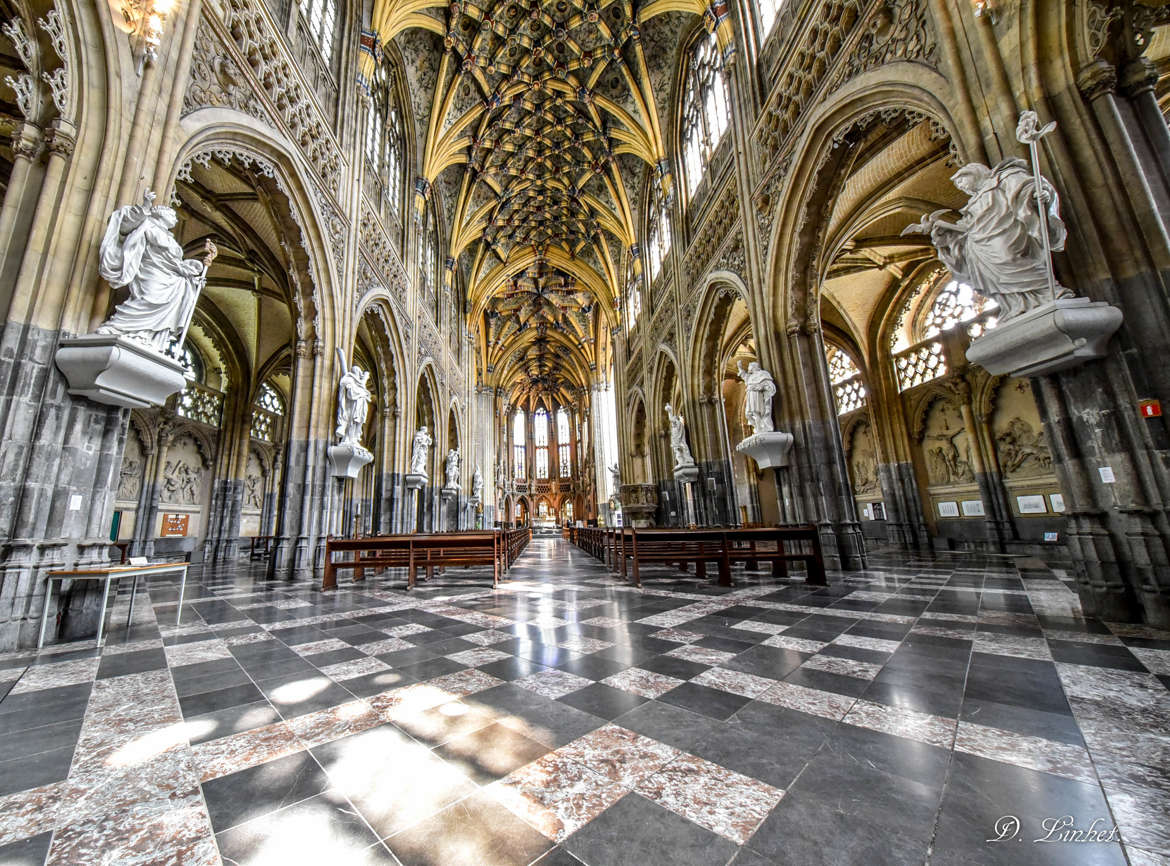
[[38, 563, 190, 648]]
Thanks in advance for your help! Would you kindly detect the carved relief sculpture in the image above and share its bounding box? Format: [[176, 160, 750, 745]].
[[472, 465, 483, 500]]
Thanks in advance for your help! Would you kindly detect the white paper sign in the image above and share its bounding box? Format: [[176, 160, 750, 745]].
[[1099, 466, 1115, 483], [937, 501, 960, 518], [68, 494, 82, 511], [961, 499, 985, 517], [1049, 493, 1066, 513], [1017, 494, 1047, 514]]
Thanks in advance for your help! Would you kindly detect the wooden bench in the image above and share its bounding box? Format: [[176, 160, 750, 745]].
[[612, 525, 827, 588], [409, 532, 502, 589], [322, 530, 522, 591], [322, 536, 413, 590], [40, 561, 189, 647]]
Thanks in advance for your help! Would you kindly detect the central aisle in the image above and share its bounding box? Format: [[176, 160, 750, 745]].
[[0, 538, 1160, 865]]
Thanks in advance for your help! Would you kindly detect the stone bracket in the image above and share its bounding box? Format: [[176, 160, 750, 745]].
[[735, 431, 795, 470], [54, 334, 186, 409], [966, 297, 1124, 377], [328, 444, 373, 479]]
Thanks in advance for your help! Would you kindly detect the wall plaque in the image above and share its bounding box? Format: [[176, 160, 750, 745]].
[[1016, 495, 1047, 515], [161, 513, 190, 537], [937, 501, 960, 518]]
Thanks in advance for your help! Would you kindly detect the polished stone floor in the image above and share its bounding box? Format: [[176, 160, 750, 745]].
[[0, 538, 1168, 865]]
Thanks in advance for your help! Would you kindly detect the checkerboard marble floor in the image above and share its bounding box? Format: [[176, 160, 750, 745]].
[[1, 538, 1168, 865]]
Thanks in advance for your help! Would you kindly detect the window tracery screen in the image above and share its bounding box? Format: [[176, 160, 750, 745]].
[[681, 31, 731, 199]]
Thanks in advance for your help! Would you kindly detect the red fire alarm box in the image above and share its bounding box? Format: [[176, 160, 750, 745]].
[[1140, 399, 1162, 418]]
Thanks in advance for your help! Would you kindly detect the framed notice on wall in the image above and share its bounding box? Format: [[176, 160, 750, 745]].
[[1049, 493, 1066, 513], [937, 501, 960, 518], [161, 513, 189, 537], [1016, 495, 1047, 515], [961, 500, 985, 517]]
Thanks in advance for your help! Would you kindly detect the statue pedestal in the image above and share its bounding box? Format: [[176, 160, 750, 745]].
[[441, 486, 458, 501], [736, 431, 795, 470], [404, 474, 427, 491], [673, 462, 700, 484], [619, 483, 658, 528], [328, 444, 373, 479], [54, 334, 186, 409], [966, 297, 1123, 377]]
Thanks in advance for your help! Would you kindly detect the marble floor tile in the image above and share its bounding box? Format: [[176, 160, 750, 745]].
[[1, 539, 1166, 865], [318, 657, 392, 681], [190, 721, 303, 782], [648, 629, 704, 644], [601, 667, 683, 699], [689, 667, 777, 699], [491, 752, 627, 842], [10, 657, 100, 694], [798, 654, 883, 680], [761, 635, 826, 653], [953, 721, 1095, 783], [635, 752, 783, 844], [664, 645, 736, 666], [842, 699, 957, 749], [757, 682, 857, 721]]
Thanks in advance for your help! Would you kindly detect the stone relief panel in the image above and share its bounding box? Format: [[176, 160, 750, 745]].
[[161, 434, 207, 509], [117, 429, 144, 504], [847, 419, 880, 496], [244, 452, 265, 511], [921, 400, 974, 487], [992, 380, 1054, 479]]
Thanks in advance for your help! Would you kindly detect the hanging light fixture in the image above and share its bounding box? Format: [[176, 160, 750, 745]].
[[124, 0, 176, 74]]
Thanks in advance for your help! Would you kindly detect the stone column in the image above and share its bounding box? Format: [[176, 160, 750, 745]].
[[774, 323, 867, 569]]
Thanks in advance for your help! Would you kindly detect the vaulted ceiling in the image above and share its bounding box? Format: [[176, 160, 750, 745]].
[[367, 0, 714, 405]]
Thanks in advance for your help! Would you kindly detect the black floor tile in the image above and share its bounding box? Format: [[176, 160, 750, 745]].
[[0, 831, 52, 865], [656, 682, 750, 720], [557, 682, 648, 719], [95, 647, 168, 679], [930, 752, 1127, 866], [612, 700, 723, 752], [178, 681, 267, 717], [0, 743, 75, 796], [201, 749, 330, 833], [564, 793, 738, 866], [1047, 640, 1147, 672]]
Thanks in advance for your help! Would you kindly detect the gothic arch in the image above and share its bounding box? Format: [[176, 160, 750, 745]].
[[765, 67, 972, 335], [166, 116, 342, 351]]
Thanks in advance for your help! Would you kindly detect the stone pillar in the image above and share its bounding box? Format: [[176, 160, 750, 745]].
[[270, 339, 328, 580], [776, 323, 867, 570]]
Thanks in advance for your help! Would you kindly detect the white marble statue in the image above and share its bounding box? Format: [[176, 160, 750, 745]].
[[664, 403, 694, 467], [737, 361, 776, 435], [97, 191, 217, 356], [902, 127, 1072, 322], [609, 463, 620, 490], [334, 348, 373, 449], [445, 448, 461, 488], [472, 465, 483, 499], [410, 426, 432, 476]]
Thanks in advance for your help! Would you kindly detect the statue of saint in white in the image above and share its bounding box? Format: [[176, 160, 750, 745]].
[[410, 426, 432, 476], [903, 146, 1072, 321], [737, 361, 776, 435], [664, 403, 695, 467], [445, 449, 461, 488], [609, 463, 620, 490], [472, 465, 483, 499], [334, 348, 373, 449], [97, 191, 217, 356]]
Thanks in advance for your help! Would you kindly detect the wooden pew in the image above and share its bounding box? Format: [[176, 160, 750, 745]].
[[612, 525, 827, 588], [322, 535, 412, 590], [408, 532, 502, 589], [722, 525, 827, 586]]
